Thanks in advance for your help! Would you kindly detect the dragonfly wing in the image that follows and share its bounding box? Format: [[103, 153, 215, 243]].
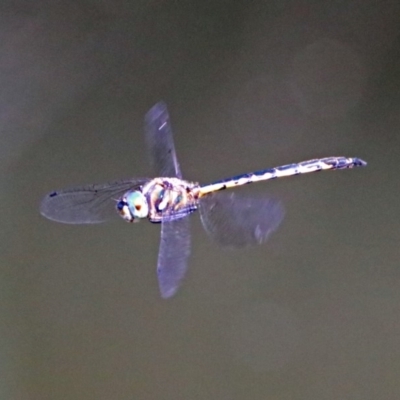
[[145, 102, 191, 297], [199, 191, 285, 248], [145, 101, 182, 178], [40, 178, 149, 224], [157, 217, 191, 298]]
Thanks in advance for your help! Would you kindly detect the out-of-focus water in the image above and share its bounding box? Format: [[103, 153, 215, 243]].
[[2, 1, 400, 399]]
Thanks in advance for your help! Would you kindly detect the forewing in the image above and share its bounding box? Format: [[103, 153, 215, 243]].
[[157, 217, 191, 298], [40, 178, 149, 224], [199, 191, 285, 248], [145, 102, 191, 298], [145, 101, 182, 178]]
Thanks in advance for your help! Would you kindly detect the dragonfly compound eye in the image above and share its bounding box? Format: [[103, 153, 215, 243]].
[[125, 190, 149, 219]]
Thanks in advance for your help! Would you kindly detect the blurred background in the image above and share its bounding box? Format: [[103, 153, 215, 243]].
[[2, 0, 400, 399]]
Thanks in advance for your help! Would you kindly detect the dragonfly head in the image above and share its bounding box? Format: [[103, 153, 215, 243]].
[[116, 190, 149, 222]]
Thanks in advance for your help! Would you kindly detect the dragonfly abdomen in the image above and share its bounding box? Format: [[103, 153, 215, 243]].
[[199, 156, 366, 196]]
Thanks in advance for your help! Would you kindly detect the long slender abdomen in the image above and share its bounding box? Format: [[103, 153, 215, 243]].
[[199, 156, 366, 196]]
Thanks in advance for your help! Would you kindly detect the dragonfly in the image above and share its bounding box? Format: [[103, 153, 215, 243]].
[[41, 102, 367, 298]]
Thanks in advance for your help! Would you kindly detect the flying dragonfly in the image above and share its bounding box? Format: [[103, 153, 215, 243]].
[[41, 102, 367, 298]]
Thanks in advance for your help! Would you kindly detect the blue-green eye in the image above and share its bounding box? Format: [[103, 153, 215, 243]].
[[126, 191, 149, 219]]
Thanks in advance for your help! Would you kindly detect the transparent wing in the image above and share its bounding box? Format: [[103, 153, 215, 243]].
[[145, 102, 191, 298], [157, 217, 191, 298], [40, 178, 149, 224], [199, 191, 285, 248], [145, 101, 182, 179]]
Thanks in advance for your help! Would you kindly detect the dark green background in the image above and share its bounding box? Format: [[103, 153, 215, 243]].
[[2, 1, 399, 399]]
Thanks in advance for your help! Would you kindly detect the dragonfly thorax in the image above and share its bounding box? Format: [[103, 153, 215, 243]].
[[142, 177, 199, 223], [117, 190, 149, 222]]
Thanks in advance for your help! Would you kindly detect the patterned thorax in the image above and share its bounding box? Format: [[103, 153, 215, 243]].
[[142, 177, 200, 223]]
